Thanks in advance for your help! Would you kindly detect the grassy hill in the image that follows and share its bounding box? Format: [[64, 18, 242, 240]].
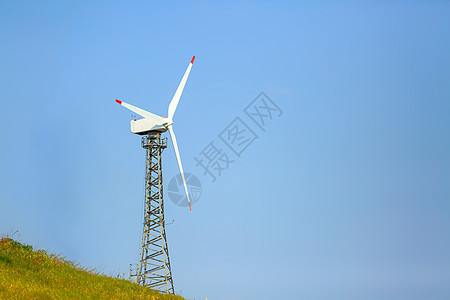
[[0, 236, 185, 299]]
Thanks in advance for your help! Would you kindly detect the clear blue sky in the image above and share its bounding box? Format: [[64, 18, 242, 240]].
[[1, 1, 449, 300]]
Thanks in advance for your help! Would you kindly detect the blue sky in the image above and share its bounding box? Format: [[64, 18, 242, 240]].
[[1, 1, 449, 299]]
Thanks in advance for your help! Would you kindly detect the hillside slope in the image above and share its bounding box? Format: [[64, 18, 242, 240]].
[[0, 237, 185, 299]]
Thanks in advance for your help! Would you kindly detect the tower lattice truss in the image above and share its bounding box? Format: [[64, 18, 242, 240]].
[[135, 132, 174, 294]]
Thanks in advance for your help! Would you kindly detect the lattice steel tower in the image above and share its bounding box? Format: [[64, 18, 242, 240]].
[[135, 131, 174, 293]]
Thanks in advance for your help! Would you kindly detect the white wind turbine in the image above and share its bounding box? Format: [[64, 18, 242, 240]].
[[115, 56, 195, 210]]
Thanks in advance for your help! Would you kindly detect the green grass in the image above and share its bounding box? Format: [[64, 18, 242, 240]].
[[0, 236, 185, 299]]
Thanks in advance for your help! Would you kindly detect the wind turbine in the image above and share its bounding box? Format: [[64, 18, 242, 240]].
[[116, 56, 195, 211], [115, 56, 195, 292]]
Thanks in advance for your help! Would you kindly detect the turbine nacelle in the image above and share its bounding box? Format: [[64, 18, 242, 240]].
[[130, 118, 168, 134], [128, 113, 173, 134]]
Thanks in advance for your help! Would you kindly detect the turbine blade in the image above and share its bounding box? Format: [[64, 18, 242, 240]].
[[167, 56, 195, 120], [115, 99, 165, 123], [168, 125, 192, 211]]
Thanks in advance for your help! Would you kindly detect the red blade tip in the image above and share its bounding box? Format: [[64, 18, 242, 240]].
[[115, 99, 122, 104], [191, 56, 195, 64], [189, 202, 192, 211]]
